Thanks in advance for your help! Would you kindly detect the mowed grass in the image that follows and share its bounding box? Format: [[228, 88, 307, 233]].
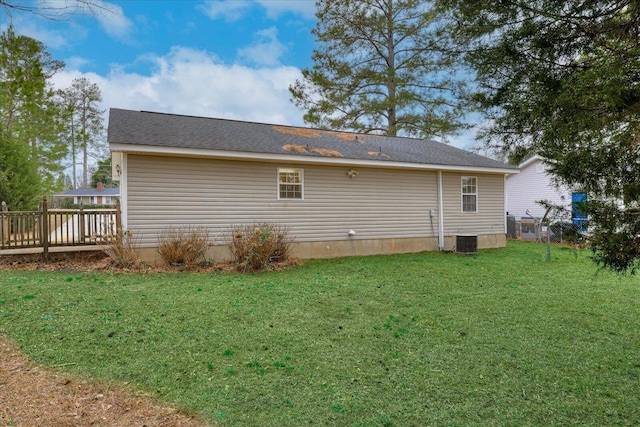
[[1, 240, 639, 426]]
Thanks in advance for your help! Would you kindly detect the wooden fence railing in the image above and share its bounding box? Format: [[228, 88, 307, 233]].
[[0, 197, 121, 259]]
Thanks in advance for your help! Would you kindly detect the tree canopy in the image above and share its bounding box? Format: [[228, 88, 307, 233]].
[[290, 0, 466, 138], [90, 156, 115, 189], [58, 77, 106, 189], [0, 26, 67, 208], [1, 0, 111, 20], [440, 0, 640, 272]]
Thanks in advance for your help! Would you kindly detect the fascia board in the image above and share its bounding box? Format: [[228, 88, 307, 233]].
[[109, 143, 519, 175]]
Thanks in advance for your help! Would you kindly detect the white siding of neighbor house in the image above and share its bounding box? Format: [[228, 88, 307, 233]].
[[506, 159, 571, 220], [126, 155, 444, 248], [441, 172, 506, 240]]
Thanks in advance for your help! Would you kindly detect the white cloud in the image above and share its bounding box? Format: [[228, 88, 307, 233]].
[[200, 0, 253, 22], [255, 0, 316, 20], [65, 55, 93, 70], [51, 46, 305, 129], [1, 18, 69, 49], [32, 0, 132, 39], [237, 27, 287, 66], [91, 0, 133, 39], [200, 0, 316, 21]]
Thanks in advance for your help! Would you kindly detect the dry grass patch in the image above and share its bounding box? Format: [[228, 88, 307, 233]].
[[281, 144, 308, 153], [310, 147, 343, 157], [0, 336, 209, 427], [368, 150, 391, 159], [272, 126, 321, 138]]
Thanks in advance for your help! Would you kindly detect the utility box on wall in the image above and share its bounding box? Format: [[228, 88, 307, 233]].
[[456, 235, 478, 254]]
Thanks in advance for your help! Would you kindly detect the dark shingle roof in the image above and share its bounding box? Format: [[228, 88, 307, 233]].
[[107, 108, 516, 171]]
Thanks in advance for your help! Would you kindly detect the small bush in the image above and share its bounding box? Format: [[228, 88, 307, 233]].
[[98, 229, 141, 268], [157, 226, 210, 267], [228, 223, 294, 272]]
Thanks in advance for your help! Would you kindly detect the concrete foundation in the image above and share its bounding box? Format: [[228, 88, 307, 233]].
[[133, 234, 506, 265]]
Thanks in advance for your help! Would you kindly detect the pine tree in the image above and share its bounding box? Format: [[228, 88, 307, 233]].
[[290, 0, 466, 139], [58, 77, 105, 188], [0, 26, 66, 198], [0, 129, 40, 210]]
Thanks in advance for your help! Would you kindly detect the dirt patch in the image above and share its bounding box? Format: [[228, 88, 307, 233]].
[[0, 336, 210, 426]]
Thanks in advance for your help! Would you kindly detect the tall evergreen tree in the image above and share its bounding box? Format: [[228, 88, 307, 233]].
[[440, 0, 640, 272], [0, 128, 40, 210], [0, 26, 66, 197], [290, 0, 466, 139], [58, 77, 105, 188], [90, 156, 115, 189]]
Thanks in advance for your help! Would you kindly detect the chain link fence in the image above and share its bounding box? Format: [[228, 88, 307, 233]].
[[510, 214, 587, 245]]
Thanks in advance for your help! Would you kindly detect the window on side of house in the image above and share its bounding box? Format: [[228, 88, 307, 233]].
[[278, 168, 303, 200], [461, 176, 478, 213], [89, 196, 95, 204]]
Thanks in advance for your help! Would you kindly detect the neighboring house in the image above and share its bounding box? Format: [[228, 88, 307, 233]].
[[54, 182, 120, 206], [506, 155, 587, 233], [107, 108, 518, 262]]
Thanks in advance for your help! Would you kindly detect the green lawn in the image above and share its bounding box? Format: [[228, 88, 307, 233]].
[[1, 240, 639, 426]]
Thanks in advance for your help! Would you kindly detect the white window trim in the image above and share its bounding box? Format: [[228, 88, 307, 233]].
[[461, 176, 478, 213], [277, 168, 304, 200]]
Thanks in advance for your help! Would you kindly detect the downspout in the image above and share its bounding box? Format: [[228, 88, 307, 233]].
[[504, 174, 507, 234], [120, 153, 128, 230], [437, 170, 444, 250]]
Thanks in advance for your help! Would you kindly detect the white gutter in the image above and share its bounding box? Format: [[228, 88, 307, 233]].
[[504, 174, 507, 234], [109, 143, 519, 175], [437, 170, 444, 250], [120, 153, 128, 230]]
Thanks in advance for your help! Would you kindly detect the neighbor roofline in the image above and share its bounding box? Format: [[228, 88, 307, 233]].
[[109, 142, 519, 175], [518, 155, 545, 169]]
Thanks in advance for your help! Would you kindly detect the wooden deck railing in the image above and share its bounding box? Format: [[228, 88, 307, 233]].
[[1, 197, 121, 259]]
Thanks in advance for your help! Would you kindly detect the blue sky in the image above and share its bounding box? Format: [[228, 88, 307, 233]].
[[2, 0, 478, 149]]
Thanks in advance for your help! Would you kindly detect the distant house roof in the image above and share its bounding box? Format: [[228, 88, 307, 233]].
[[518, 155, 544, 169], [107, 108, 517, 173], [57, 187, 120, 197]]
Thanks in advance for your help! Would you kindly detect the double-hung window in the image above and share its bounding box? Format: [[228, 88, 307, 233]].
[[461, 176, 477, 213], [278, 168, 303, 200]]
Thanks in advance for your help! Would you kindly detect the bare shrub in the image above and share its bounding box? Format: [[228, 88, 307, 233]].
[[157, 226, 210, 267], [228, 223, 294, 272], [98, 229, 141, 268]]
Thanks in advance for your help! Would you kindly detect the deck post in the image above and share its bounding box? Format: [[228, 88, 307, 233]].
[[1, 201, 7, 248], [115, 197, 122, 238], [79, 199, 85, 243], [41, 197, 49, 261]]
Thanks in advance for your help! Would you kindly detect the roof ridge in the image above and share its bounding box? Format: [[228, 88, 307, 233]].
[[121, 108, 437, 144]]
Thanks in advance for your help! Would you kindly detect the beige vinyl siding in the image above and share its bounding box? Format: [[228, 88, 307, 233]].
[[441, 172, 505, 236], [126, 155, 439, 247]]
